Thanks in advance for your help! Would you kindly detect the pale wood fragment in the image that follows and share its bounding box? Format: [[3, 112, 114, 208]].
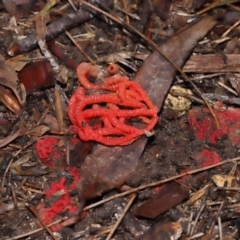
[[183, 54, 240, 73]]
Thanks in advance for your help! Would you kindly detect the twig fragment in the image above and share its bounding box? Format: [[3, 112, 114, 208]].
[[106, 194, 137, 240], [65, 30, 95, 64], [84, 156, 240, 211], [26, 203, 58, 240]]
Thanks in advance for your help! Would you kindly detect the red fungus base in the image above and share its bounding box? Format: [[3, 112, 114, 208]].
[[68, 63, 158, 146]]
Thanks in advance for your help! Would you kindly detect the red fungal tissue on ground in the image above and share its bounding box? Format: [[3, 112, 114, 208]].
[[68, 63, 158, 146], [194, 149, 221, 168], [37, 166, 80, 231], [188, 107, 240, 145], [35, 136, 64, 168]]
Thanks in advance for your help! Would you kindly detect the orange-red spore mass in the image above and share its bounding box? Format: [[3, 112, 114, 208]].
[[68, 63, 158, 146]]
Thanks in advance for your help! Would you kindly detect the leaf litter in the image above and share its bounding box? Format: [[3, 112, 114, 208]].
[[1, 0, 240, 239]]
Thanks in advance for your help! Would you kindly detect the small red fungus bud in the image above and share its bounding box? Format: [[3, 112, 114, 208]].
[[107, 63, 119, 75]]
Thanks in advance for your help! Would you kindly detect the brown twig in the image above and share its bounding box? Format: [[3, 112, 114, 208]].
[[11, 186, 18, 212], [26, 203, 58, 240], [65, 30, 95, 64], [106, 193, 137, 240], [84, 156, 240, 211], [1, 159, 13, 193], [6, 218, 66, 240]]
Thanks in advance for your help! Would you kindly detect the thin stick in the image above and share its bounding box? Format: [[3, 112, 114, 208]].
[[84, 156, 240, 211], [6, 218, 66, 240], [1, 159, 13, 192], [218, 217, 223, 240], [26, 203, 58, 240], [11, 186, 18, 212], [221, 19, 240, 37], [79, 0, 220, 127], [68, 0, 77, 11], [217, 81, 238, 96], [106, 194, 137, 240], [190, 191, 207, 235], [65, 30, 95, 65], [122, 0, 130, 24]]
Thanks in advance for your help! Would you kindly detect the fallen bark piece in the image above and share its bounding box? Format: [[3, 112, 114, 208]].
[[183, 54, 240, 73], [134, 181, 189, 219], [18, 59, 55, 93], [78, 15, 218, 199]]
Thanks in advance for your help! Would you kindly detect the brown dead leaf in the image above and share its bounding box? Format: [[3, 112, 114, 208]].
[[0, 85, 22, 115], [10, 152, 52, 176], [78, 15, 218, 200], [0, 53, 25, 107], [25, 125, 50, 137], [79, 139, 144, 199], [11, 164, 51, 176], [8, 57, 28, 71], [0, 128, 22, 148]]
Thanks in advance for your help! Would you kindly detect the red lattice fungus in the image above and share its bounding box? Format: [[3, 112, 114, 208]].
[[68, 63, 158, 146]]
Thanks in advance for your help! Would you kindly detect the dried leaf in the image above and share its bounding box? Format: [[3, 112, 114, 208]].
[[10, 152, 32, 168], [212, 174, 235, 187], [25, 125, 50, 137], [79, 140, 143, 199], [0, 85, 22, 115], [11, 164, 51, 176], [0, 53, 25, 106], [10, 152, 52, 176], [0, 128, 22, 148], [8, 58, 28, 71]]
